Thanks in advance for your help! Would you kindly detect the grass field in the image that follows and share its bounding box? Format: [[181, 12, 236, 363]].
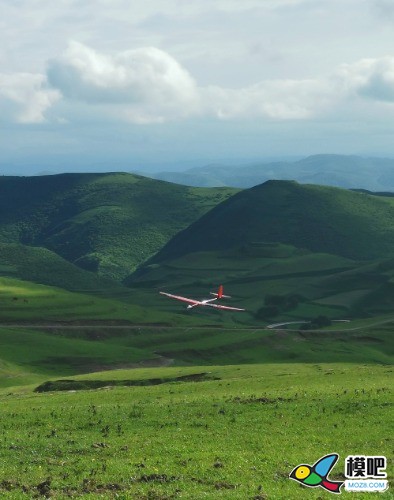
[[0, 363, 392, 499], [0, 287, 392, 498], [1, 316, 393, 389]]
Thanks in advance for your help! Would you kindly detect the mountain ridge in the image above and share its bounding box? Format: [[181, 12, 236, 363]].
[[0, 172, 238, 281], [145, 180, 394, 263], [151, 154, 394, 191]]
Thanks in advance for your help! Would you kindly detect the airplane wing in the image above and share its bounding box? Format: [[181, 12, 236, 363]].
[[160, 291, 245, 311], [206, 303, 245, 311], [159, 291, 201, 305]]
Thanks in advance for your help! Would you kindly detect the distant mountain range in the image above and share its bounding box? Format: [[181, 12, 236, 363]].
[[151, 154, 394, 190]]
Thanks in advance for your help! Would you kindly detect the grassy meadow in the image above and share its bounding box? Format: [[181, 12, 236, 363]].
[[0, 363, 392, 499], [1, 282, 392, 498], [0, 293, 392, 389]]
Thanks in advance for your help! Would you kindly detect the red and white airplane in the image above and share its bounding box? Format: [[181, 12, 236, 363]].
[[159, 285, 245, 311]]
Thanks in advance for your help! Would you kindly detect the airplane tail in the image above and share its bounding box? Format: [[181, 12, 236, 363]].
[[210, 285, 231, 299]]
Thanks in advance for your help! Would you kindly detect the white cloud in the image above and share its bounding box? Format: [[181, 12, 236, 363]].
[[4, 41, 394, 126], [203, 78, 335, 120], [45, 41, 341, 122], [0, 72, 60, 123], [203, 53, 394, 120], [46, 41, 200, 123]]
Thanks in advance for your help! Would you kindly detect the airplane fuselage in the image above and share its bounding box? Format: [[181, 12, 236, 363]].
[[187, 298, 211, 309]]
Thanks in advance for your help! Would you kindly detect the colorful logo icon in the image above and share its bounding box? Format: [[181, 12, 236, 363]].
[[289, 453, 343, 494]]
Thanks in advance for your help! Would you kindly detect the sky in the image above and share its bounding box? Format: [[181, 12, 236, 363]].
[[2, 0, 394, 174]]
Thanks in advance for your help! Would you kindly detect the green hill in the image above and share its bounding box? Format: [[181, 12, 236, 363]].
[[146, 181, 394, 262], [0, 242, 126, 294], [2, 175, 394, 326], [0, 173, 237, 281], [128, 182, 394, 322]]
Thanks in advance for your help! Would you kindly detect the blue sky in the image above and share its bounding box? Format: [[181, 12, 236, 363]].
[[2, 0, 394, 174]]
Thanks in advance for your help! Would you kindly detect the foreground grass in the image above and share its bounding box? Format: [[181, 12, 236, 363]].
[[0, 363, 392, 498]]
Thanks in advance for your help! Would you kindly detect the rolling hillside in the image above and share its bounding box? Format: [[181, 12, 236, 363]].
[[2, 174, 394, 325], [0, 242, 125, 293], [0, 173, 237, 281], [152, 154, 394, 190], [0, 275, 197, 325], [145, 180, 394, 262], [128, 181, 394, 322]]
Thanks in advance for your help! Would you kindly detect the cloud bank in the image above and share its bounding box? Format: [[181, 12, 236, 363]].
[[2, 41, 394, 125]]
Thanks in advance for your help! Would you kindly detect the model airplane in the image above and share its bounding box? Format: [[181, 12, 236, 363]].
[[159, 285, 245, 311]]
